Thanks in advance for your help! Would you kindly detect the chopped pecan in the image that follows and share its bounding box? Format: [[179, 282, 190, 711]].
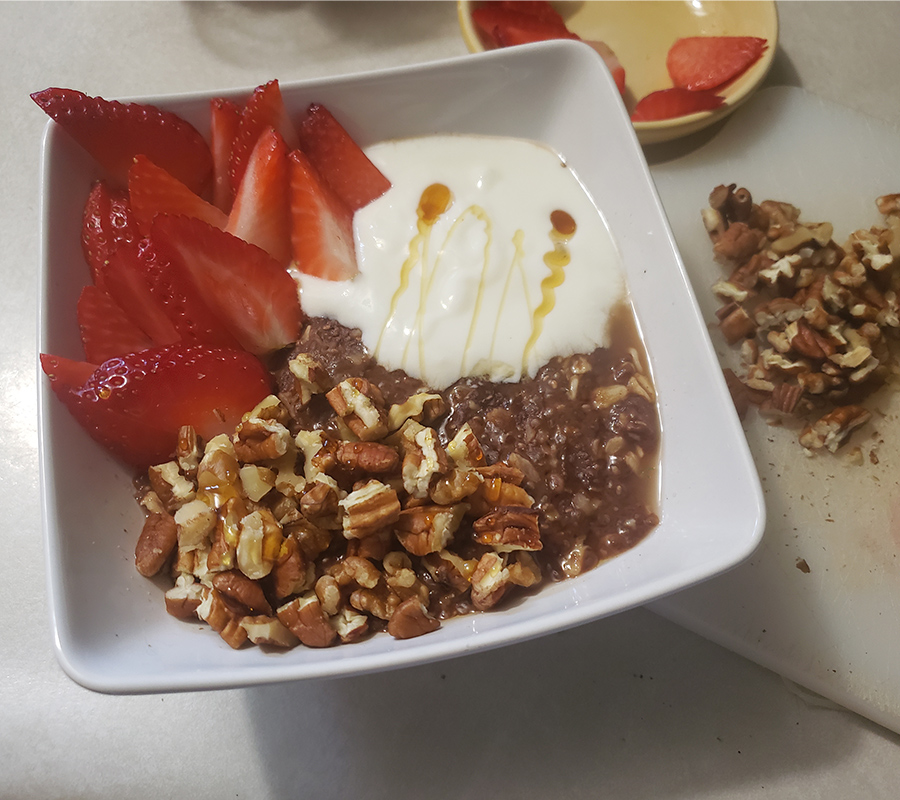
[[233, 417, 293, 463], [429, 468, 483, 505], [287, 353, 330, 408], [239, 464, 276, 502], [277, 594, 337, 648], [446, 422, 486, 467], [197, 588, 248, 649], [164, 575, 205, 619], [240, 615, 299, 648], [329, 555, 382, 590], [175, 425, 201, 478], [236, 507, 283, 580], [173, 498, 217, 551], [329, 607, 369, 643], [712, 222, 766, 263], [718, 303, 756, 344], [299, 478, 342, 529], [387, 597, 440, 640], [473, 506, 542, 552], [400, 420, 450, 498], [507, 552, 543, 588], [339, 480, 401, 538], [387, 391, 447, 432], [135, 511, 178, 577], [211, 569, 273, 616], [798, 405, 871, 453], [396, 504, 467, 556], [270, 534, 312, 601], [148, 461, 196, 512], [326, 378, 389, 441], [315, 574, 343, 616], [470, 552, 511, 611], [335, 440, 400, 474]]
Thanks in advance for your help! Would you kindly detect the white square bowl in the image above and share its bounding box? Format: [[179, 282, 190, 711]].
[[38, 40, 764, 693]]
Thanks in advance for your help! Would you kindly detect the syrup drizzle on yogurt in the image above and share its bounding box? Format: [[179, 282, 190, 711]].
[[298, 135, 626, 389]]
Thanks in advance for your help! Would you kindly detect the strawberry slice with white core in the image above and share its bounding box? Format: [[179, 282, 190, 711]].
[[43, 344, 273, 467], [150, 215, 302, 356], [81, 181, 140, 291], [667, 36, 768, 92], [77, 284, 153, 363], [289, 149, 359, 282], [228, 80, 301, 196], [31, 87, 212, 195], [296, 104, 391, 211], [102, 242, 182, 346], [226, 128, 292, 266], [210, 97, 241, 212], [137, 238, 242, 350], [128, 155, 227, 236]]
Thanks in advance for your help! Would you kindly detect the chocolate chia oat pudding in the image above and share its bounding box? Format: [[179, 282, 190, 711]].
[[270, 308, 660, 622]]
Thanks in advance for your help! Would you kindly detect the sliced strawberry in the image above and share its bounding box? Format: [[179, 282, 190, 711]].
[[102, 242, 182, 346], [31, 87, 212, 195], [289, 149, 358, 282], [77, 284, 153, 363], [630, 88, 725, 122], [46, 344, 272, 467], [471, 3, 575, 47], [128, 155, 227, 236], [81, 181, 140, 290], [39, 353, 98, 390], [666, 36, 768, 92], [138, 239, 242, 350], [296, 104, 391, 211], [151, 215, 302, 355], [210, 97, 241, 213], [229, 80, 301, 195], [470, 4, 627, 98], [225, 128, 291, 266]]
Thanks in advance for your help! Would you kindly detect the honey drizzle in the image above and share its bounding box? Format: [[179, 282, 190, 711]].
[[522, 210, 577, 372], [378, 186, 577, 383]]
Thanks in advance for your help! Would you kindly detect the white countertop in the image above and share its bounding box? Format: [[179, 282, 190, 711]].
[[3, 2, 900, 796]]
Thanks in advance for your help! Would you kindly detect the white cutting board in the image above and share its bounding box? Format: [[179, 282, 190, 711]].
[[648, 86, 900, 734]]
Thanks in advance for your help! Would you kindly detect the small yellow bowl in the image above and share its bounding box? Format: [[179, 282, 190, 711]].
[[458, 0, 778, 145]]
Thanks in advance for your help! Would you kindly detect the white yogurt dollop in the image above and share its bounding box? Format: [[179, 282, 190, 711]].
[[298, 135, 625, 389]]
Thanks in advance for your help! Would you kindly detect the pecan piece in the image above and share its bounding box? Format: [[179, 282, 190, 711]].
[[396, 504, 467, 556], [399, 420, 450, 499], [470, 552, 511, 611], [240, 615, 299, 648], [799, 405, 871, 453], [287, 353, 330, 408], [387, 597, 440, 640], [211, 569, 273, 616], [335, 441, 400, 474], [473, 506, 542, 552], [299, 478, 343, 530], [277, 594, 337, 648], [339, 480, 401, 539], [148, 461, 196, 512], [197, 588, 248, 649], [164, 575, 205, 619], [135, 511, 178, 577], [326, 378, 389, 441], [387, 391, 447, 432]]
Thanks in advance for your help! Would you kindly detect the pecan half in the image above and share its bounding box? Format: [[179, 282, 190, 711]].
[[473, 506, 542, 552]]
